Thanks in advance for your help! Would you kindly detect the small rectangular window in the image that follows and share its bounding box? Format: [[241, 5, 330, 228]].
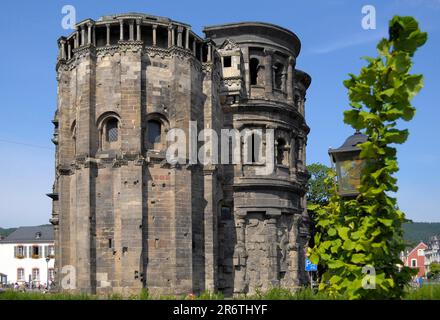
[[17, 268, 25, 281], [411, 259, 417, 267], [223, 56, 232, 68]]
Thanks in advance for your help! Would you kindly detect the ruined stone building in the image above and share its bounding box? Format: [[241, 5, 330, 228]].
[[49, 13, 311, 296]]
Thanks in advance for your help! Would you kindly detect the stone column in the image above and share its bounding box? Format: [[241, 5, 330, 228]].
[[171, 26, 175, 47], [288, 215, 302, 288], [185, 27, 190, 49], [152, 25, 157, 46], [264, 49, 274, 95], [233, 217, 247, 294], [59, 39, 66, 60], [289, 134, 297, 179], [167, 25, 173, 47], [266, 217, 279, 288], [207, 43, 212, 62], [199, 45, 203, 62], [136, 19, 141, 41], [67, 41, 71, 60], [106, 24, 110, 46], [129, 20, 134, 41], [92, 25, 96, 46], [74, 31, 79, 49], [177, 26, 183, 47], [287, 57, 294, 102], [192, 39, 196, 56], [203, 167, 219, 292], [119, 20, 124, 41], [81, 25, 86, 46], [87, 23, 92, 45]]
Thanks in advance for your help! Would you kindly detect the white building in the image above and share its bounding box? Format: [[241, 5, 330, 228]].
[[0, 225, 54, 286], [425, 235, 440, 274]]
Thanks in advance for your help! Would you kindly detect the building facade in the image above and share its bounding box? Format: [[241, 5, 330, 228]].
[[425, 235, 440, 274], [0, 226, 55, 286], [402, 242, 428, 277], [50, 13, 311, 296]]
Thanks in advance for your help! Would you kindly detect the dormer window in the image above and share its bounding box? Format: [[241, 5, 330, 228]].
[[35, 232, 42, 240]]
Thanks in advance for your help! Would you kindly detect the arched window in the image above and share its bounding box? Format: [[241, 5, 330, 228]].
[[146, 119, 164, 150], [106, 118, 119, 142], [250, 58, 259, 86], [276, 138, 286, 165], [273, 63, 285, 90], [98, 114, 120, 151]]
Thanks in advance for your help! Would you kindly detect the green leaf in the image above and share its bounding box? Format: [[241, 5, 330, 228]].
[[351, 253, 366, 264], [337, 227, 350, 241], [384, 129, 409, 144]]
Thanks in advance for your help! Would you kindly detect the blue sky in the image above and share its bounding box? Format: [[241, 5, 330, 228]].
[[0, 0, 438, 227]]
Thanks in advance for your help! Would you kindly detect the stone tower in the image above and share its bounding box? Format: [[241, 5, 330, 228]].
[[50, 13, 311, 296]]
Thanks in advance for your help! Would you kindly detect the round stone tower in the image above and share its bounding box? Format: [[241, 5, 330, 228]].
[[50, 13, 311, 296]]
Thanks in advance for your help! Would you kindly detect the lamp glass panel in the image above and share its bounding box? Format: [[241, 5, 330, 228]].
[[337, 158, 363, 195]]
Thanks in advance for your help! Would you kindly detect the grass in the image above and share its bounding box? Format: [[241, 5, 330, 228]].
[[404, 284, 440, 300], [1, 285, 439, 300]]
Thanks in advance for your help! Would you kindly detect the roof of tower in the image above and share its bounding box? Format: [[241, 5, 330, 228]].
[[203, 22, 301, 57], [76, 12, 191, 27]]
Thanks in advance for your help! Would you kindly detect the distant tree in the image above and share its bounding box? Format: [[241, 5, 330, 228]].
[[306, 163, 331, 206], [428, 263, 440, 280]]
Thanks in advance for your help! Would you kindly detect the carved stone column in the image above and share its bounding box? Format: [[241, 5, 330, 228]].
[[287, 57, 294, 102], [129, 20, 134, 41], [177, 26, 183, 47], [105, 24, 110, 46], [167, 25, 173, 47], [185, 27, 190, 49], [207, 43, 212, 62], [264, 49, 274, 95], [81, 25, 86, 46], [59, 39, 66, 60], [288, 214, 302, 288], [266, 217, 279, 288], [67, 41, 71, 60], [233, 217, 247, 294], [119, 20, 124, 41], [152, 25, 157, 46], [87, 23, 92, 45], [136, 19, 141, 41]]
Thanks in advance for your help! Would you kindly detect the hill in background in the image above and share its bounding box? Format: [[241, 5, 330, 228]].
[[0, 227, 17, 238], [403, 222, 440, 246]]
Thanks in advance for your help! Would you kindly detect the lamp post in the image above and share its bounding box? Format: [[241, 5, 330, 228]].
[[45, 256, 50, 291], [328, 131, 368, 197]]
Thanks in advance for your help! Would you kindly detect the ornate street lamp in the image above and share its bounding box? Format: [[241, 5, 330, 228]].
[[328, 131, 368, 197]]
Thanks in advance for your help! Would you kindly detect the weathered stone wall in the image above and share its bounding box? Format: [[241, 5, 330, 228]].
[[51, 13, 311, 297]]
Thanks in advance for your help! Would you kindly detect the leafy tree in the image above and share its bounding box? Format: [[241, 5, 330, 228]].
[[428, 263, 440, 280], [307, 163, 331, 206], [308, 16, 427, 299]]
